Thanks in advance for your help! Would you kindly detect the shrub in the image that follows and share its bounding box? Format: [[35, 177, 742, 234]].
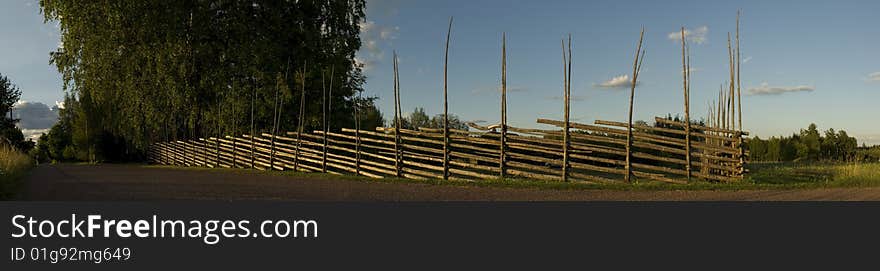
[[0, 143, 33, 199]]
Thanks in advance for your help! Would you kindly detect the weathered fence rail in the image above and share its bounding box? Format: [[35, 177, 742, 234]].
[[148, 117, 747, 184]]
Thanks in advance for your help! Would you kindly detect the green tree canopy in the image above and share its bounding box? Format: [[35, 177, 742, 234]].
[[40, 0, 369, 161], [748, 123, 859, 162], [0, 73, 31, 151]]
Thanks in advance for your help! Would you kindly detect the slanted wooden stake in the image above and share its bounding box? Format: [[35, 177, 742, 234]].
[[443, 17, 453, 180], [269, 74, 280, 170], [354, 91, 361, 175], [736, 10, 743, 132], [231, 81, 236, 168], [736, 9, 745, 170], [727, 33, 735, 131], [562, 34, 573, 182], [625, 28, 646, 183], [250, 78, 256, 168], [327, 66, 335, 173], [715, 84, 724, 133], [269, 63, 290, 171], [393, 51, 402, 177], [500, 32, 507, 179], [680, 27, 692, 181], [216, 87, 221, 167], [295, 63, 307, 172], [202, 120, 207, 167]]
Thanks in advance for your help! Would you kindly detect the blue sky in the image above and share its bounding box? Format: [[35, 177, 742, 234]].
[[2, 0, 879, 145], [0, 1, 62, 107], [359, 0, 880, 145]]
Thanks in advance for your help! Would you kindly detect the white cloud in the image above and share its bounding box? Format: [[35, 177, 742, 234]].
[[356, 20, 399, 72], [667, 26, 709, 45], [379, 26, 399, 40], [596, 74, 637, 89], [21, 129, 49, 142], [747, 82, 815, 95], [743, 56, 753, 63], [12, 102, 59, 130], [867, 72, 880, 82]]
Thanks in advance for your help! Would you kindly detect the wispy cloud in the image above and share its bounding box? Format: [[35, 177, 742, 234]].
[[748, 82, 815, 95], [743, 56, 753, 63], [667, 26, 709, 45], [356, 20, 399, 72], [595, 75, 637, 89], [867, 72, 880, 82]]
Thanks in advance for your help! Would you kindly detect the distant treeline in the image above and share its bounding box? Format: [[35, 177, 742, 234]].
[[392, 107, 470, 131], [37, 1, 375, 162], [747, 123, 869, 162]]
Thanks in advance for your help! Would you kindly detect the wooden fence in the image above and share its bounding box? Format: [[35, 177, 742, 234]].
[[148, 117, 747, 184], [149, 14, 750, 184]]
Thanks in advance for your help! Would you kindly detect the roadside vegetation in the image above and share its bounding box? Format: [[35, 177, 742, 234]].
[[0, 144, 32, 199], [1, 73, 35, 199]]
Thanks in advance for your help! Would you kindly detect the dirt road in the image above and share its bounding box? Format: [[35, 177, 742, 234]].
[[17, 164, 880, 201]]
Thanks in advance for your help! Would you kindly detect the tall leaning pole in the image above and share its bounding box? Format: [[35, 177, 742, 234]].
[[442, 17, 453, 180], [561, 35, 572, 182], [500, 32, 507, 179], [736, 10, 743, 131], [625, 28, 645, 183], [680, 27, 691, 181]]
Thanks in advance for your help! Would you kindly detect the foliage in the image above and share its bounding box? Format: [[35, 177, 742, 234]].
[[0, 143, 33, 199], [0, 73, 34, 152], [748, 123, 859, 162], [856, 145, 880, 162], [39, 0, 368, 161], [353, 96, 385, 132], [32, 94, 77, 162], [391, 107, 469, 131]]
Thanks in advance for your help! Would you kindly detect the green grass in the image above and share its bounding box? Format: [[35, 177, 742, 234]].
[[0, 144, 33, 199], [143, 162, 880, 192]]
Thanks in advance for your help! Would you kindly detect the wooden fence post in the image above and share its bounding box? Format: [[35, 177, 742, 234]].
[[736, 10, 745, 172], [322, 69, 327, 173], [625, 28, 645, 183], [231, 81, 237, 168], [680, 27, 692, 181], [325, 65, 334, 173], [204, 118, 208, 167], [295, 63, 307, 172], [393, 52, 402, 178], [727, 33, 735, 132], [216, 88, 221, 168], [500, 32, 507, 179], [250, 78, 256, 169], [736, 10, 742, 132], [561, 35, 571, 182], [443, 17, 453, 180], [354, 91, 361, 175]]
